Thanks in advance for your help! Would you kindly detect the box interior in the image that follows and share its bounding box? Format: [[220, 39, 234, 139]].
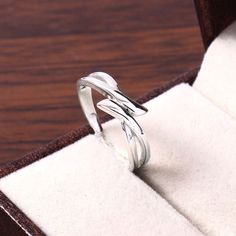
[[1, 21, 236, 236]]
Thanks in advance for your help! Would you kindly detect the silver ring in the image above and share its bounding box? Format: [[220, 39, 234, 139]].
[[77, 72, 150, 171]]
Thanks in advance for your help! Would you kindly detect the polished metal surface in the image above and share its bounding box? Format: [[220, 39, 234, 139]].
[[77, 72, 150, 170]]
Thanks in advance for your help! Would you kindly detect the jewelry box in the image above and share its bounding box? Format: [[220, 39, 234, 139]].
[[1, 0, 236, 235]]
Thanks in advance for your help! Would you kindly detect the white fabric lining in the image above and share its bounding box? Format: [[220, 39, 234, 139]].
[[0, 106, 204, 236], [193, 21, 236, 120]]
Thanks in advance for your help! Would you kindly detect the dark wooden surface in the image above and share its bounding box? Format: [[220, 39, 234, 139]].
[[0, 0, 203, 165]]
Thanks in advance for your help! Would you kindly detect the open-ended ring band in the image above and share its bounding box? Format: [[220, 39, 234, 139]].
[[77, 72, 150, 171]]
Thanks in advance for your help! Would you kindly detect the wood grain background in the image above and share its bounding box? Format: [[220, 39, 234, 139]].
[[0, 0, 203, 165]]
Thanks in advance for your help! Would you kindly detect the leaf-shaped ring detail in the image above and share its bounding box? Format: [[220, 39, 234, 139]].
[[77, 72, 150, 170]]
